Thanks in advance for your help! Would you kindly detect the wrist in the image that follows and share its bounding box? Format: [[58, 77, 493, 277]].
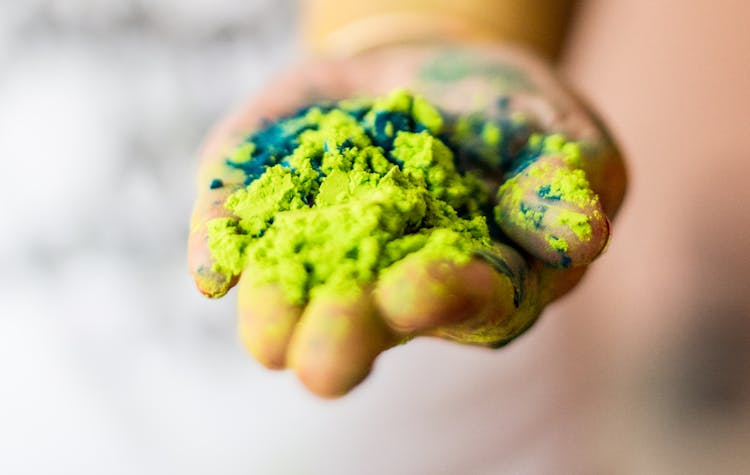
[[302, 10, 497, 58], [301, 0, 574, 60]]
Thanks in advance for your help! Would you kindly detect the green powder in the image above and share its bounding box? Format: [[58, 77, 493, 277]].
[[206, 89, 604, 302], [556, 209, 593, 241], [207, 90, 492, 303]]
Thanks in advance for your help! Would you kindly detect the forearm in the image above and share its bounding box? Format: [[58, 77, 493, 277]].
[[300, 0, 575, 60]]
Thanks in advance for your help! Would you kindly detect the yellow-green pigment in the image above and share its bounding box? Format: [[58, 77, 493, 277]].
[[206, 89, 601, 302], [208, 90, 492, 303]]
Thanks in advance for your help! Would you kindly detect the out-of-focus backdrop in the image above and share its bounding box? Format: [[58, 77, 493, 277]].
[[1, 1, 749, 474]]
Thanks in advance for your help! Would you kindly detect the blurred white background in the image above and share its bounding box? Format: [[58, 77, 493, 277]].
[[3, 1, 750, 474], [0, 1, 322, 472], [2, 2, 576, 473]]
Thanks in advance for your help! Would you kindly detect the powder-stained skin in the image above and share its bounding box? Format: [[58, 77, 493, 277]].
[[205, 89, 607, 306]]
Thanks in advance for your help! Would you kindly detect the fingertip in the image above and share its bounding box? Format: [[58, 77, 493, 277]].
[[550, 206, 610, 267], [374, 256, 516, 334], [188, 226, 238, 298], [188, 187, 240, 298], [237, 279, 302, 370], [287, 288, 391, 398], [195, 270, 237, 299], [432, 261, 542, 347], [496, 154, 611, 268]]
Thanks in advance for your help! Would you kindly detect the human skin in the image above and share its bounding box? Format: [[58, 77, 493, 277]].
[[188, 43, 626, 398]]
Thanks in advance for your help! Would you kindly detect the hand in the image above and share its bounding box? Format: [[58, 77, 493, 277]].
[[188, 43, 626, 398]]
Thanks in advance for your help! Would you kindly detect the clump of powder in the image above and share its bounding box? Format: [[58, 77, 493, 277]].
[[205, 89, 600, 302], [207, 89, 493, 303]]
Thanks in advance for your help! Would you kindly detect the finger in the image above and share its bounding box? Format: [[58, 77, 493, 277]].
[[373, 254, 515, 335], [585, 141, 627, 219], [431, 250, 542, 348], [287, 287, 393, 398], [188, 186, 242, 297], [366, 44, 627, 220], [188, 62, 358, 299], [237, 278, 303, 369], [536, 263, 588, 307], [188, 71, 315, 298], [496, 153, 610, 268]]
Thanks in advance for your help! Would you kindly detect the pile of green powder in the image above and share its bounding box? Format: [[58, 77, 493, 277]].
[[207, 90, 500, 303], [206, 89, 596, 303]]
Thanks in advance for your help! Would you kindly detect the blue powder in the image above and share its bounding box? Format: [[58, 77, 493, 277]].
[[537, 184, 562, 200]]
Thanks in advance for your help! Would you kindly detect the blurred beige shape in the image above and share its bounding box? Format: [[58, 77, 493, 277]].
[[297, 0, 750, 472], [561, 0, 750, 472], [302, 0, 574, 59]]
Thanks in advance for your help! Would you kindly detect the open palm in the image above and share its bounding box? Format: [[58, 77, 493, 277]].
[[188, 43, 626, 398]]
